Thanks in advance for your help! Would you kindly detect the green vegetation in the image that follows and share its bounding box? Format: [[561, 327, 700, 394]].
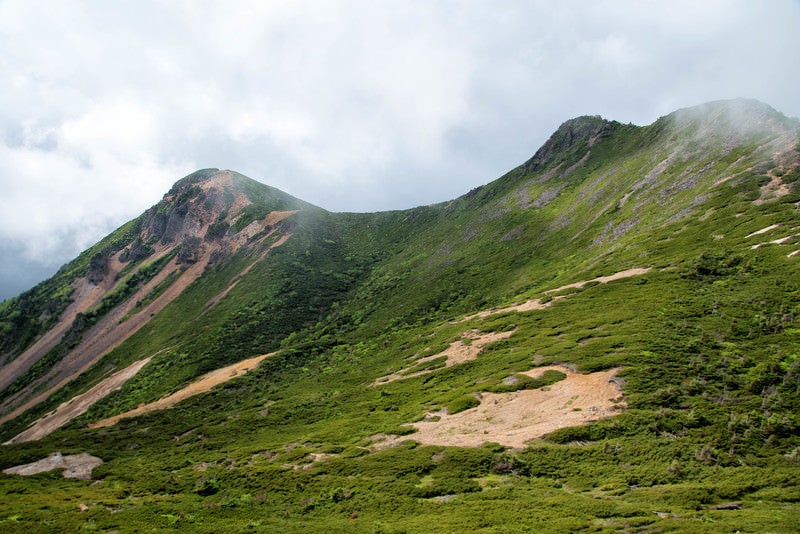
[[484, 369, 567, 393], [0, 100, 798, 532]]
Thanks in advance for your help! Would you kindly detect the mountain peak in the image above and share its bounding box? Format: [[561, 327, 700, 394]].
[[164, 168, 225, 196], [523, 115, 615, 172], [664, 98, 798, 138]]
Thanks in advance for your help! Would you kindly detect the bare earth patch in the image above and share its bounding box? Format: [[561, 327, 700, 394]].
[[754, 173, 790, 205], [3, 452, 103, 480], [89, 352, 275, 428], [4, 357, 153, 444], [750, 232, 799, 250], [202, 229, 294, 313], [544, 267, 651, 294], [282, 452, 337, 471], [373, 330, 515, 385], [460, 298, 565, 322], [459, 267, 650, 322], [745, 224, 781, 238], [403, 365, 624, 448]]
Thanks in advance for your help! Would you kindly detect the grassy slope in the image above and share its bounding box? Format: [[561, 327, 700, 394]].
[[1, 101, 799, 532]]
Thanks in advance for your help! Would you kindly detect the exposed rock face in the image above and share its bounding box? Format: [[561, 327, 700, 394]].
[[524, 116, 613, 173], [176, 236, 203, 265], [86, 252, 108, 284], [119, 238, 154, 264]]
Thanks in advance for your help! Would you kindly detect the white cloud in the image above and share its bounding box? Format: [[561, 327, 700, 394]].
[[0, 0, 799, 299]]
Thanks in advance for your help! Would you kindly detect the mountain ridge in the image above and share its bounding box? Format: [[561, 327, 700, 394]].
[[2, 98, 798, 424], [0, 98, 799, 532]]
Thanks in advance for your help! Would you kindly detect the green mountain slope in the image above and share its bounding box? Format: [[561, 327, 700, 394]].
[[1, 99, 799, 532]]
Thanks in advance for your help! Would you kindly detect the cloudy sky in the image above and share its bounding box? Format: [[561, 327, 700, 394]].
[[1, 0, 799, 300]]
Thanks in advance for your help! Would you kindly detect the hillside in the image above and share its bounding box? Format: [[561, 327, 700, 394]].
[[1, 98, 799, 532]]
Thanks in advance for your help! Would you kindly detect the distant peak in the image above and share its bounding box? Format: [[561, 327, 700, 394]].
[[165, 168, 224, 197], [664, 98, 797, 137], [672, 98, 778, 118], [524, 115, 614, 172]]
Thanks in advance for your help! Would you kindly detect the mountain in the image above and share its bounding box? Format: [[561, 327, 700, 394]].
[[1, 99, 799, 532]]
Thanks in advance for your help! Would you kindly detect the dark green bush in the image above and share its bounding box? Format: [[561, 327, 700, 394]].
[[446, 395, 481, 414], [484, 369, 567, 393]]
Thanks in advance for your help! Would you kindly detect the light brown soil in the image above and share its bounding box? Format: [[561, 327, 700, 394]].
[[89, 352, 275, 428], [544, 267, 651, 294], [746, 224, 781, 238], [769, 235, 795, 245], [203, 230, 294, 314], [231, 210, 297, 248], [459, 267, 650, 323], [373, 330, 516, 385], [283, 452, 336, 471], [460, 297, 564, 322], [403, 365, 624, 448], [754, 172, 790, 205], [204, 280, 241, 312], [750, 232, 799, 250], [269, 232, 293, 249], [3, 452, 103, 480], [4, 357, 153, 444]]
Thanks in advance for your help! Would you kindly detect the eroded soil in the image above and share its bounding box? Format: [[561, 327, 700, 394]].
[[3, 452, 103, 480], [373, 330, 516, 385], [4, 358, 153, 444], [404, 365, 624, 448], [459, 267, 650, 322], [89, 352, 275, 429]]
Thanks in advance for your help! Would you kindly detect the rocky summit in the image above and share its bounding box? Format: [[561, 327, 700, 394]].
[[1, 99, 799, 532]]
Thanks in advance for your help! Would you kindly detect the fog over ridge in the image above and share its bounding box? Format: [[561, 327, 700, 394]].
[[1, 0, 799, 300]]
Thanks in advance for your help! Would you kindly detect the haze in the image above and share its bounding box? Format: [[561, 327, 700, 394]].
[[1, 0, 799, 300]]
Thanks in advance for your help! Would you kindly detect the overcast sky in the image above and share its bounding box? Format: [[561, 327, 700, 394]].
[[1, 0, 799, 300]]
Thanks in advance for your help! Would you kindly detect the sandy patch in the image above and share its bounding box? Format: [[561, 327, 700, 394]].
[[746, 224, 781, 238], [203, 230, 294, 314], [373, 330, 515, 385], [751, 233, 799, 250], [458, 267, 650, 323], [282, 452, 337, 471], [618, 191, 633, 207], [231, 210, 297, 248], [3, 452, 103, 480], [754, 173, 791, 205], [89, 352, 275, 428], [269, 232, 293, 249], [545, 267, 651, 294], [4, 357, 153, 444], [460, 297, 565, 322], [204, 280, 241, 312], [203, 228, 294, 314], [403, 365, 624, 448]]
